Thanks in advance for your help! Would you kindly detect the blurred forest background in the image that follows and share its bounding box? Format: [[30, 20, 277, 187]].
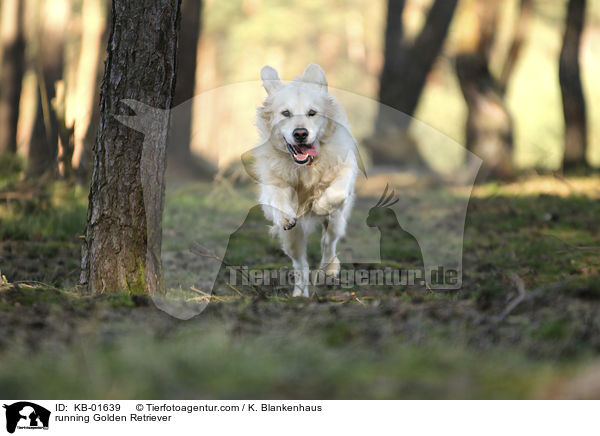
[[1, 0, 600, 399], [1, 0, 599, 181]]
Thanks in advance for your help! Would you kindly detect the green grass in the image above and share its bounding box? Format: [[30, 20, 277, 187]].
[[0, 286, 566, 399], [0, 153, 25, 191], [0, 182, 87, 241], [1, 174, 600, 399]]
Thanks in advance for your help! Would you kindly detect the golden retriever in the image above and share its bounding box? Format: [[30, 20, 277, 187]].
[[252, 64, 358, 297]]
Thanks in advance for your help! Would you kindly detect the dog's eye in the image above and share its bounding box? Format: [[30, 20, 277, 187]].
[[281, 110, 291, 117], [307, 109, 317, 117]]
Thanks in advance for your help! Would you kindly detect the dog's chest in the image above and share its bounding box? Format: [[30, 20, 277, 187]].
[[294, 164, 336, 215]]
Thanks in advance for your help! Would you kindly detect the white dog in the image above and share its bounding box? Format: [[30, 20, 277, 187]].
[[252, 64, 358, 297]]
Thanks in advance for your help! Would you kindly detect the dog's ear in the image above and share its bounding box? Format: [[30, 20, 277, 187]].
[[261, 65, 281, 95], [302, 64, 327, 91]]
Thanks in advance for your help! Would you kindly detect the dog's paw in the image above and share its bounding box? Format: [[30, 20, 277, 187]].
[[312, 196, 333, 216], [320, 257, 341, 278], [326, 189, 347, 208], [292, 285, 309, 297], [313, 189, 346, 216], [283, 217, 297, 230]]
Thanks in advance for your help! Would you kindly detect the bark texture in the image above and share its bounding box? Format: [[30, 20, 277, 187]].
[[559, 0, 587, 168], [371, 0, 459, 165], [81, 0, 182, 294], [0, 0, 26, 154]]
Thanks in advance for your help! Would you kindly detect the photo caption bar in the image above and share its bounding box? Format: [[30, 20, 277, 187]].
[[1, 400, 598, 435]]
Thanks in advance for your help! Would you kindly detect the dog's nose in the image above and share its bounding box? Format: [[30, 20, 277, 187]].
[[293, 128, 308, 142]]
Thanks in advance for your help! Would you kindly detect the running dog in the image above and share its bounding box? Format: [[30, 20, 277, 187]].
[[252, 64, 358, 297]]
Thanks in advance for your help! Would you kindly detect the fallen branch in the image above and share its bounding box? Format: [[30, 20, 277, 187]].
[[491, 273, 527, 324]]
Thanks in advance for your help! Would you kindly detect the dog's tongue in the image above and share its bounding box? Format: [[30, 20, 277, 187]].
[[298, 145, 318, 156]]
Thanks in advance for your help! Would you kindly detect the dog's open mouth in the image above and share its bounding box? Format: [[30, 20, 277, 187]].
[[285, 139, 317, 165]]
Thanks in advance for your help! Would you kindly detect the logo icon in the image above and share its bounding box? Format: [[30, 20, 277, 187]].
[[3, 402, 50, 434]]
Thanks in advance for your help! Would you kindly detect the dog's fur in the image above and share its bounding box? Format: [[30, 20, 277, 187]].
[[253, 64, 358, 297]]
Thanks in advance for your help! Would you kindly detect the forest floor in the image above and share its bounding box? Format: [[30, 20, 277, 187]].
[[1, 161, 600, 399]]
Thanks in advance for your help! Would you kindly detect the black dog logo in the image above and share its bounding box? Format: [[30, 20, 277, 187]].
[[3, 402, 50, 434]]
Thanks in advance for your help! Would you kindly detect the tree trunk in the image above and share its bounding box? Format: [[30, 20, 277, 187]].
[[371, 0, 459, 165], [456, 54, 513, 180], [81, 0, 182, 294], [378, 0, 458, 118], [560, 0, 587, 169], [169, 0, 201, 165], [71, 0, 107, 182], [0, 0, 26, 155], [455, 0, 522, 181], [27, 0, 69, 177], [377, 0, 406, 119], [499, 0, 532, 94]]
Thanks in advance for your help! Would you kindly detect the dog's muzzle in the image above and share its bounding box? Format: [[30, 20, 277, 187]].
[[285, 139, 317, 166]]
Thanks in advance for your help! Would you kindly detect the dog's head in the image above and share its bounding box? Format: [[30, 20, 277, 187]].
[[258, 64, 335, 166]]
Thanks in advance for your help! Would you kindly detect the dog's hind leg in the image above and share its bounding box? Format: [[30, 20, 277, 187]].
[[319, 212, 347, 278], [279, 225, 310, 297]]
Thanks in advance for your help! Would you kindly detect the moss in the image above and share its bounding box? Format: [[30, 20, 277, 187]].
[[106, 294, 137, 308], [125, 258, 148, 295]]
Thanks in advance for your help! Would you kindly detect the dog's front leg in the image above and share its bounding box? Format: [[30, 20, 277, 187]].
[[259, 184, 298, 230], [312, 165, 355, 216], [319, 211, 348, 278], [313, 186, 347, 216], [278, 225, 310, 297]]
